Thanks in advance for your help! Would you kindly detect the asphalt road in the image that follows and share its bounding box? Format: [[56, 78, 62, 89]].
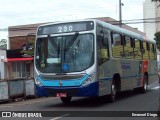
[[0, 80, 160, 120]]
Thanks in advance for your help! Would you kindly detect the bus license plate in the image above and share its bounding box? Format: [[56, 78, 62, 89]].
[[56, 93, 67, 97]]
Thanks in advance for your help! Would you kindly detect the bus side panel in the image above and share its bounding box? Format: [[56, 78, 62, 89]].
[[134, 60, 143, 87], [111, 59, 137, 91], [148, 60, 158, 84], [121, 59, 137, 90]]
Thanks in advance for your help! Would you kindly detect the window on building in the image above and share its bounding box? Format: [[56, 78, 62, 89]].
[[12, 62, 28, 78]]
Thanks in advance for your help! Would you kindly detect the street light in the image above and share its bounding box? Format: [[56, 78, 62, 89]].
[[119, 0, 124, 27]]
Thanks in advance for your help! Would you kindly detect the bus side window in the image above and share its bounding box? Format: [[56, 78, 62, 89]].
[[124, 36, 134, 59], [97, 27, 109, 65], [103, 29, 110, 59], [111, 32, 124, 58], [152, 44, 157, 60], [143, 42, 149, 59], [152, 44, 156, 52], [150, 43, 155, 60], [146, 42, 150, 51], [121, 35, 126, 46], [130, 38, 135, 48], [146, 42, 150, 59], [140, 41, 143, 50], [134, 40, 142, 59], [140, 41, 145, 59]]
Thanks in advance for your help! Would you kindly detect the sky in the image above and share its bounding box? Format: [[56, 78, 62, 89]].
[[0, 0, 146, 37]]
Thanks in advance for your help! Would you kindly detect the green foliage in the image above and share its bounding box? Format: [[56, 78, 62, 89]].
[[0, 39, 7, 49], [21, 39, 35, 57], [154, 31, 160, 50], [152, 0, 160, 2], [152, 0, 160, 7]]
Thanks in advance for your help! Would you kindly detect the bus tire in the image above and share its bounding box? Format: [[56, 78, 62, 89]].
[[140, 74, 148, 93], [108, 81, 116, 102], [60, 97, 72, 103]]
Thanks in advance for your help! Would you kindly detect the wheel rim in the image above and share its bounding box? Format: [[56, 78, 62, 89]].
[[144, 80, 147, 90], [144, 75, 148, 91], [111, 84, 116, 100]]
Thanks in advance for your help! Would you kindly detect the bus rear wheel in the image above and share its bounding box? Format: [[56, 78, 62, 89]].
[[60, 97, 72, 103], [140, 74, 148, 93]]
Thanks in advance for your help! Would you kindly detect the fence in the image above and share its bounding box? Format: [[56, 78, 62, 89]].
[[0, 78, 35, 102]]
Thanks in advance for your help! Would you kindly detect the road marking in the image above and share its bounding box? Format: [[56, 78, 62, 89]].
[[0, 97, 57, 108], [151, 86, 160, 90], [0, 105, 13, 108], [9, 97, 58, 106], [49, 114, 70, 120]]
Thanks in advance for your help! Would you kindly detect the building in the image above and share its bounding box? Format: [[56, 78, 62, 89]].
[[0, 17, 146, 80], [8, 17, 146, 48], [143, 0, 160, 40]]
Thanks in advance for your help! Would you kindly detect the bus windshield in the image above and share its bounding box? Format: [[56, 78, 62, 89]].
[[35, 33, 94, 73]]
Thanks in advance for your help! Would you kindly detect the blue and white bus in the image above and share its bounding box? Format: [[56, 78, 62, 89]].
[[34, 19, 157, 103]]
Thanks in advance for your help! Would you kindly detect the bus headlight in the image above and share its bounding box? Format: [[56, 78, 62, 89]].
[[34, 76, 43, 87], [82, 74, 95, 86]]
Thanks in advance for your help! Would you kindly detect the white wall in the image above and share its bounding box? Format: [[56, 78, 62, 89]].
[[143, 0, 156, 40], [155, 2, 160, 33], [0, 50, 6, 80], [0, 30, 9, 50]]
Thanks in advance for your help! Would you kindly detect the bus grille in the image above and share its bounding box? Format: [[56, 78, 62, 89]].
[[40, 74, 84, 80]]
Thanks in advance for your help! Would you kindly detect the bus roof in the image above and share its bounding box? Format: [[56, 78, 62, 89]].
[[37, 19, 156, 44], [94, 19, 156, 44]]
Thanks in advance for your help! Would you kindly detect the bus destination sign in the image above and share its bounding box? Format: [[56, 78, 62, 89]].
[[37, 21, 94, 35]]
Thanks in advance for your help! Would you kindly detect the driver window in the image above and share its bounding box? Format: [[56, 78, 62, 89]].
[[97, 26, 109, 65]]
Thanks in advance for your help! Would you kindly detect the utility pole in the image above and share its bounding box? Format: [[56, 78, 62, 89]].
[[119, 0, 124, 27]]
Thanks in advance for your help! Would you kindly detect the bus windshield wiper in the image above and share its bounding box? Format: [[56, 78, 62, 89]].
[[48, 35, 60, 57], [48, 35, 58, 50], [64, 32, 79, 51]]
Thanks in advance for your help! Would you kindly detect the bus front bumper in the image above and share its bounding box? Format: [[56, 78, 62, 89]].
[[42, 82, 99, 97]]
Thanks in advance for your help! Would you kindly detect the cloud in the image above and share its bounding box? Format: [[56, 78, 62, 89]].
[[0, 0, 145, 32]]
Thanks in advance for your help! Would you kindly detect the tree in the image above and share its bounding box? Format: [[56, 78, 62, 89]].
[[0, 39, 7, 49], [152, 0, 160, 7], [152, 0, 160, 2], [154, 32, 160, 50], [21, 39, 35, 57]]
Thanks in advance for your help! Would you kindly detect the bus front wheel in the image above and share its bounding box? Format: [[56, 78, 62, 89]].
[[108, 82, 116, 102], [60, 97, 72, 103]]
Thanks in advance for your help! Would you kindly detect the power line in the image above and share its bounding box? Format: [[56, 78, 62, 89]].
[[4, 21, 160, 32], [123, 17, 160, 22], [0, 17, 160, 31], [0, 3, 158, 21], [123, 21, 160, 25]]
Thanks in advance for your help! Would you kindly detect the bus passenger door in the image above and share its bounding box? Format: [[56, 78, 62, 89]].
[[97, 26, 111, 96]]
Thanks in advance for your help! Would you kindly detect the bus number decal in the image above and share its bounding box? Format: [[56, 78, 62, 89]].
[[69, 26, 73, 31], [58, 26, 73, 33], [58, 27, 62, 32], [64, 26, 67, 32]]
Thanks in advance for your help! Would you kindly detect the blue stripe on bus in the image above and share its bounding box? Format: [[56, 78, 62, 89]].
[[99, 74, 144, 81], [37, 74, 89, 87]]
